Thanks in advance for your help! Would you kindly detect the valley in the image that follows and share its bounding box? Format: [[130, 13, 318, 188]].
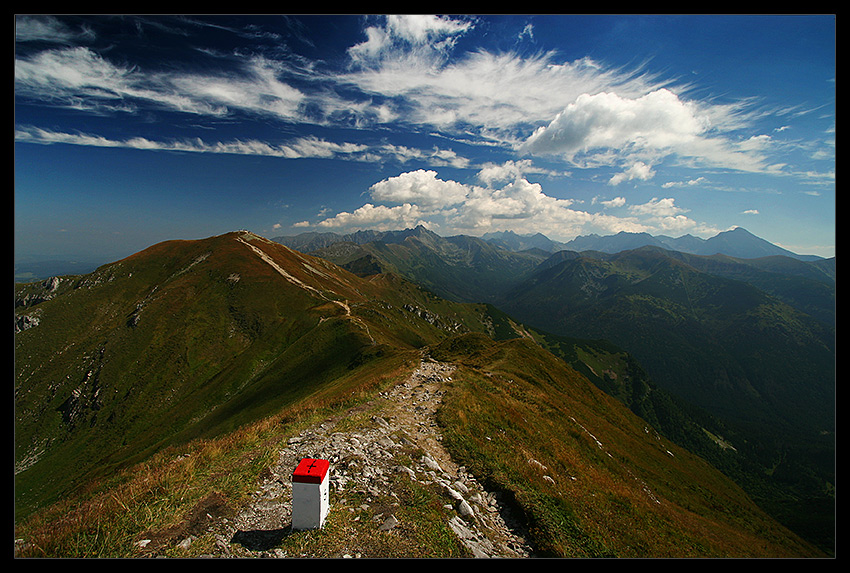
[[14, 228, 834, 557], [278, 225, 836, 554]]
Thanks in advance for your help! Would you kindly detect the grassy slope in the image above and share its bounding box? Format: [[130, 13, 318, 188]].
[[432, 334, 823, 557], [14, 231, 541, 521], [496, 249, 836, 553], [15, 232, 431, 518], [14, 231, 827, 558]]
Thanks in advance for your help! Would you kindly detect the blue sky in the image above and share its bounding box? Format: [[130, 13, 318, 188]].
[[15, 15, 835, 263]]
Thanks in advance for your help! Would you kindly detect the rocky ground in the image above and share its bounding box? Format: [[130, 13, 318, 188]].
[[141, 354, 535, 558]]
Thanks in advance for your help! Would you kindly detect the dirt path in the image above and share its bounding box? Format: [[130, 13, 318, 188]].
[[165, 354, 534, 558]]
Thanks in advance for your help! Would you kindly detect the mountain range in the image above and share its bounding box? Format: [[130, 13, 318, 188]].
[[278, 226, 826, 262], [275, 225, 835, 549], [14, 228, 834, 556], [482, 226, 826, 262]]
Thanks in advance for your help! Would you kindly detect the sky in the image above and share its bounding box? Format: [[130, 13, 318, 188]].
[[15, 15, 836, 264]]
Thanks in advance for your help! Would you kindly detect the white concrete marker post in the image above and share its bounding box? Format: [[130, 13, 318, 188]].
[[291, 458, 330, 530]]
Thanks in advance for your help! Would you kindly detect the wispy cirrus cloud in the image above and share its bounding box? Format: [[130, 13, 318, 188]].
[[14, 14, 825, 199], [14, 126, 356, 158], [14, 125, 472, 168], [14, 46, 308, 120], [15, 14, 783, 180], [14, 15, 93, 44]]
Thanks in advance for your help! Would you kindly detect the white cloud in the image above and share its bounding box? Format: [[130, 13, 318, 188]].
[[310, 164, 721, 240], [521, 89, 706, 158], [662, 176, 706, 188], [15, 16, 809, 185], [608, 161, 655, 186], [317, 203, 427, 231], [348, 15, 472, 64], [620, 196, 720, 236], [341, 32, 666, 141], [14, 46, 308, 121], [476, 159, 536, 186], [628, 197, 687, 218], [14, 127, 474, 168], [314, 165, 587, 236], [369, 169, 469, 208], [15, 15, 90, 44], [168, 56, 306, 120], [600, 196, 626, 208], [15, 17, 779, 181], [520, 88, 782, 175], [386, 14, 472, 45]]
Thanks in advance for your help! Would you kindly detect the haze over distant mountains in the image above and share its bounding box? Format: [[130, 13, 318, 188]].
[[15, 226, 826, 284], [482, 227, 824, 262], [276, 226, 826, 263], [557, 227, 825, 261]]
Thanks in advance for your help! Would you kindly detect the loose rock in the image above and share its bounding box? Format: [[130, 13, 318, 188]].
[[184, 354, 533, 558]]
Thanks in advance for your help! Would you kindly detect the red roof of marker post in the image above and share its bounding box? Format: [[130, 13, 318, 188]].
[[292, 458, 330, 484]]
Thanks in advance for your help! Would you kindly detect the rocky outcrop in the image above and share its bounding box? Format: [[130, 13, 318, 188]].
[[15, 312, 41, 333]]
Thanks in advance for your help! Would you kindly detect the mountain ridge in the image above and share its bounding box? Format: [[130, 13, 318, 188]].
[[272, 225, 834, 553], [557, 227, 826, 261], [14, 230, 833, 556], [274, 225, 827, 261]]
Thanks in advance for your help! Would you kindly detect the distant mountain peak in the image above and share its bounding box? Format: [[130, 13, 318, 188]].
[[562, 227, 820, 261], [274, 226, 821, 262]]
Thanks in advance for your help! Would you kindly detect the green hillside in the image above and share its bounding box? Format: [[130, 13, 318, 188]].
[[433, 333, 820, 557], [499, 247, 835, 431], [14, 231, 828, 557], [497, 247, 835, 551], [14, 232, 493, 518], [309, 226, 546, 303], [294, 230, 834, 553]]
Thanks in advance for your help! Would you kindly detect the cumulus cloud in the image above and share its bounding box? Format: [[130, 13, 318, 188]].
[[311, 163, 720, 240], [520, 88, 780, 175], [599, 196, 626, 208], [475, 159, 562, 187], [316, 203, 427, 231], [369, 169, 469, 207], [521, 89, 706, 157], [620, 196, 719, 236]]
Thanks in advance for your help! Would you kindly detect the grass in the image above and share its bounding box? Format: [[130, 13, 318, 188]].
[[14, 340, 470, 558], [14, 346, 416, 558], [14, 232, 831, 558], [15, 424, 274, 558], [432, 334, 824, 558], [14, 331, 824, 558]]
